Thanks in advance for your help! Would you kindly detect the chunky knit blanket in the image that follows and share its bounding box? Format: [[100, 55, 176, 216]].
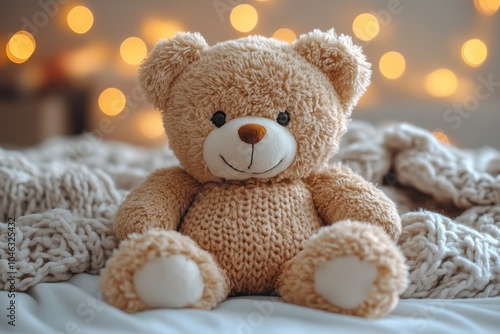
[[1, 122, 499, 299]]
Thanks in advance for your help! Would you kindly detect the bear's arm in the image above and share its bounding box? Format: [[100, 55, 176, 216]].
[[113, 166, 202, 241], [305, 164, 401, 241]]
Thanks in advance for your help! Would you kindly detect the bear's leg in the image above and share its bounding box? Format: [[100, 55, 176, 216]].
[[100, 230, 230, 313], [276, 221, 408, 318]]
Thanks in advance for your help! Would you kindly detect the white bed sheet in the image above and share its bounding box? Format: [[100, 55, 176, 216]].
[[1, 273, 499, 334]]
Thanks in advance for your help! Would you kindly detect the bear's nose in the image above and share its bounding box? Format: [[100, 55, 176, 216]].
[[238, 124, 266, 145]]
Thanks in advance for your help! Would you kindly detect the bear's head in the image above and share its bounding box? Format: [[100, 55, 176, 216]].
[[139, 29, 370, 183]]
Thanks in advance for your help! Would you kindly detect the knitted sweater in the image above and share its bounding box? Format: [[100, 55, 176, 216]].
[[180, 179, 322, 294]]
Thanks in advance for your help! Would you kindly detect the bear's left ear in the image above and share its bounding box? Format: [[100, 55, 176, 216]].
[[293, 29, 371, 112], [138, 32, 208, 109]]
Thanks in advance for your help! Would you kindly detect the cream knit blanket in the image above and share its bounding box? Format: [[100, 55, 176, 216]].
[[1, 122, 499, 299]]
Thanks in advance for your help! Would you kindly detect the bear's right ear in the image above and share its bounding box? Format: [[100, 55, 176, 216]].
[[293, 29, 371, 113], [138, 32, 208, 109]]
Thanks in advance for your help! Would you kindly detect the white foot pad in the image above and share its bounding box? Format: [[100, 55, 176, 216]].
[[314, 255, 377, 309], [133, 254, 204, 308]]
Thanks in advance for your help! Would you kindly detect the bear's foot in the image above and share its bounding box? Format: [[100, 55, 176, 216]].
[[100, 230, 229, 313], [277, 221, 408, 318], [315, 255, 378, 310], [133, 255, 204, 308]]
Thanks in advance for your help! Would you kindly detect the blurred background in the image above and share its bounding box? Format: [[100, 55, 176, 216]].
[[0, 0, 499, 148]]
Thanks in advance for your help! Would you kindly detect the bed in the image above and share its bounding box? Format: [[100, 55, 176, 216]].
[[2, 273, 499, 334], [1, 121, 499, 333]]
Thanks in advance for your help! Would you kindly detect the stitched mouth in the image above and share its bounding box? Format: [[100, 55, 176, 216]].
[[220, 155, 283, 175]]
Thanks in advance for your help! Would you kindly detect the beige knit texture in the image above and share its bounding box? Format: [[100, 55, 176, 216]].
[[1, 121, 499, 299], [178, 179, 324, 295]]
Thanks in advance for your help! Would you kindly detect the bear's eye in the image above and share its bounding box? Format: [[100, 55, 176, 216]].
[[276, 111, 290, 126], [211, 111, 226, 128]]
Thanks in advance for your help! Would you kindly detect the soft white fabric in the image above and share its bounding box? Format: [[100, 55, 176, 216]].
[[314, 255, 377, 309], [203, 116, 297, 180], [133, 255, 204, 308], [1, 121, 499, 300], [1, 273, 499, 334]]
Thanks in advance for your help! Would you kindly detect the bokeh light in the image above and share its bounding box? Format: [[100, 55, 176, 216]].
[[62, 44, 108, 77], [120, 37, 147, 65], [272, 28, 296, 43], [143, 20, 183, 45], [425, 68, 458, 97], [230, 4, 259, 33], [99, 88, 126, 116], [461, 39, 488, 67], [474, 0, 500, 15], [433, 130, 450, 145], [6, 31, 36, 64], [0, 39, 6, 66], [352, 13, 380, 41], [138, 111, 165, 139], [67, 6, 94, 34], [379, 51, 406, 79]]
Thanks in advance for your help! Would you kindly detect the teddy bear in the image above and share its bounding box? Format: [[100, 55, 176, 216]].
[[100, 29, 408, 318]]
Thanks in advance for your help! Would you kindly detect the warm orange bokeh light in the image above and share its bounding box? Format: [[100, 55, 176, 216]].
[[379, 51, 406, 79], [433, 131, 450, 145], [273, 28, 296, 43], [62, 44, 108, 77], [67, 6, 94, 34], [352, 13, 379, 41], [6, 31, 36, 64], [138, 111, 165, 139], [230, 4, 259, 33], [474, 0, 500, 15], [461, 39, 488, 67], [99, 88, 126, 116], [425, 68, 458, 97], [120, 37, 147, 65]]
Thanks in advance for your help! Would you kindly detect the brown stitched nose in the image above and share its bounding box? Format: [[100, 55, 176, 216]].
[[238, 124, 266, 145]]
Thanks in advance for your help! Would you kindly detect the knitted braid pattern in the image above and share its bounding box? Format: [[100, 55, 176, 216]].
[[0, 136, 178, 291], [334, 122, 500, 298]]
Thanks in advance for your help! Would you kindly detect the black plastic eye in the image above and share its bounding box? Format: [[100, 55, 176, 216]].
[[276, 111, 290, 126], [211, 111, 226, 128]]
